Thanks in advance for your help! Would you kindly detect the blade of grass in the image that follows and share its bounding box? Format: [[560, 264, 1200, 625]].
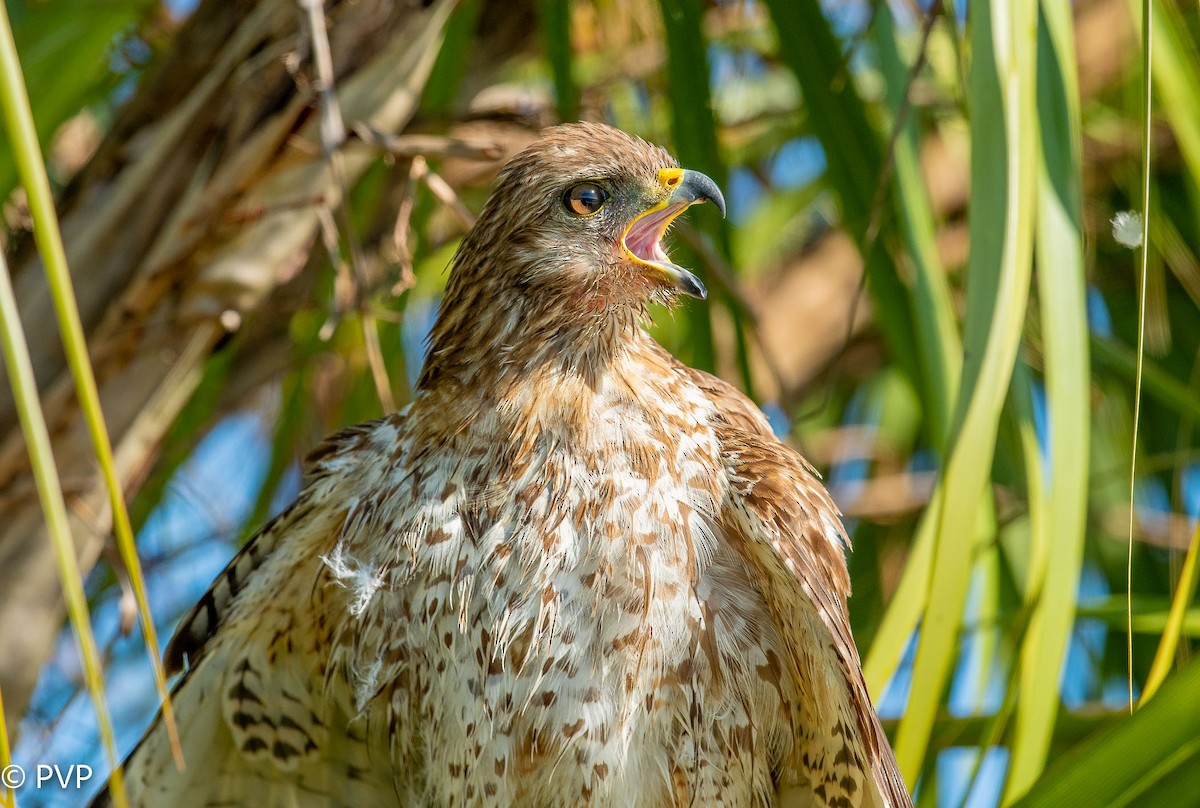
[[0, 250, 125, 808], [0, 0, 151, 198], [1137, 0, 1200, 182], [863, 489, 999, 715], [999, 383, 1054, 794], [420, 0, 483, 117], [972, 540, 1002, 709], [894, 0, 1038, 784], [1004, 0, 1090, 799], [1111, 750, 1200, 808], [863, 491, 934, 696], [1006, 361, 1049, 657], [0, 685, 11, 808], [861, 2, 974, 707], [658, 0, 724, 192], [763, 0, 878, 218], [0, 0, 178, 778], [1126, 0, 1153, 715], [657, 0, 759, 382], [1079, 595, 1200, 636], [1142, 520, 1200, 701], [1091, 336, 1200, 422], [1001, 373, 1053, 799]]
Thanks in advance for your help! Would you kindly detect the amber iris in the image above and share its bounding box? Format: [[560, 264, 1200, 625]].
[[564, 182, 608, 216]]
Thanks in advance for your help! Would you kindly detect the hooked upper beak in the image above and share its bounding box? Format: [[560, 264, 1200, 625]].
[[621, 168, 726, 300], [671, 169, 726, 218]]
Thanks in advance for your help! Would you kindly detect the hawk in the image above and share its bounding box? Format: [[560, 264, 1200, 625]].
[[97, 123, 911, 807]]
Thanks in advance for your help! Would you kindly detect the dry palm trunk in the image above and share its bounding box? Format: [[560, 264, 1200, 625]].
[[0, 0, 493, 730]]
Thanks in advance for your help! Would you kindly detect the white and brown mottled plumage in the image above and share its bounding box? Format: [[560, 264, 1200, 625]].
[[97, 123, 911, 808]]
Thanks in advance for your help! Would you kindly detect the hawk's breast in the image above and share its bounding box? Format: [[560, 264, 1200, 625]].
[[323, 371, 798, 806]]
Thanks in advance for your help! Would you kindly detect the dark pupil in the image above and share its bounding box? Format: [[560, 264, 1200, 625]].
[[569, 184, 605, 214]]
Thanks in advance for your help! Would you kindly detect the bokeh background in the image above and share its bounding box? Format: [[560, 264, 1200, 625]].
[[2, 0, 1199, 805]]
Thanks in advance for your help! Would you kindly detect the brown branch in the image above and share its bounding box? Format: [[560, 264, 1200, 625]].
[[298, 0, 347, 156]]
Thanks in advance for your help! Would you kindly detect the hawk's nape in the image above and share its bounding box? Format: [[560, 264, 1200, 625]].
[[97, 123, 911, 808]]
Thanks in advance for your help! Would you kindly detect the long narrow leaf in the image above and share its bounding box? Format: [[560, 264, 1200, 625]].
[[1013, 658, 1200, 808], [862, 3, 971, 709], [874, 8, 962, 448], [0, 0, 151, 198], [1091, 335, 1200, 421], [420, 0, 483, 116], [1142, 520, 1200, 701], [0, 685, 11, 807], [1004, 0, 1090, 799], [536, 0, 578, 122], [894, 0, 1039, 783], [1139, 0, 1200, 182]]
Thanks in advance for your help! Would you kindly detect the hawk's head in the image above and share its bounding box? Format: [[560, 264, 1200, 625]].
[[458, 122, 724, 307], [420, 123, 725, 391]]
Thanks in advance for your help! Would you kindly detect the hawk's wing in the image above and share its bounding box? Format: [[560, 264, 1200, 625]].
[[92, 419, 401, 808], [689, 369, 912, 808]]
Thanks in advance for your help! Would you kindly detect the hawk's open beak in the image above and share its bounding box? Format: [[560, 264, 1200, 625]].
[[622, 168, 725, 300]]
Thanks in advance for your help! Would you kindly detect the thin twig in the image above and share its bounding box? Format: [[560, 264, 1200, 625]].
[[314, 203, 397, 412], [299, 0, 395, 413], [815, 0, 942, 423], [298, 0, 346, 157], [315, 205, 353, 323], [864, 0, 943, 248], [353, 123, 502, 161], [830, 0, 884, 94], [412, 155, 478, 229], [361, 315, 396, 412], [100, 542, 138, 636], [389, 158, 419, 296]]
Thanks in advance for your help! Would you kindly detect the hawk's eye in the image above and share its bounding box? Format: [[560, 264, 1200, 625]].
[[565, 183, 608, 216]]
